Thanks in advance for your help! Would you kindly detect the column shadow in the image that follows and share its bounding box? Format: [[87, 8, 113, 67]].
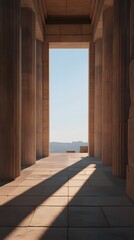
[[0, 156, 127, 239]]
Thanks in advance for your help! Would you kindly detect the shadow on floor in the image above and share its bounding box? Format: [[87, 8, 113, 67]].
[[0, 154, 134, 240]]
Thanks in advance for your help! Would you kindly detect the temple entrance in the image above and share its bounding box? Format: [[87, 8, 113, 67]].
[[49, 46, 89, 153]]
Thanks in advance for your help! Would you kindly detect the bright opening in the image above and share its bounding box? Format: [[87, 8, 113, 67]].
[[50, 48, 89, 153]]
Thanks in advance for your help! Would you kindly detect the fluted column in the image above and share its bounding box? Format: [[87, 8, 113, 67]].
[[36, 40, 43, 159], [94, 39, 102, 158], [102, 7, 113, 165], [42, 42, 49, 157], [0, 0, 21, 180], [112, 0, 130, 177], [21, 8, 36, 165], [127, 0, 134, 201], [89, 42, 95, 156]]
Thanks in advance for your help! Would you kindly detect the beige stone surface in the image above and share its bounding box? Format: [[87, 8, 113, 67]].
[[21, 9, 36, 166], [102, 7, 113, 166], [89, 42, 95, 156], [68, 228, 134, 240], [126, 166, 134, 202], [21, 0, 43, 41], [30, 206, 68, 226], [36, 40, 43, 159], [80, 146, 88, 153], [42, 186, 68, 197], [69, 207, 108, 227], [112, 0, 130, 178], [49, 42, 89, 48], [45, 0, 92, 16], [0, 153, 133, 239], [0, 227, 67, 240], [103, 207, 134, 226], [0, 206, 34, 226], [0, 0, 21, 180], [42, 42, 49, 157], [94, 39, 102, 158]]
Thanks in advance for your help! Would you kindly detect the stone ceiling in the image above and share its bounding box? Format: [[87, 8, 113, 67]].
[[21, 0, 113, 41], [41, 0, 101, 25]]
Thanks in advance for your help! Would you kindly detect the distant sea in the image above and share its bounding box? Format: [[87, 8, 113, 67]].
[[50, 141, 88, 153]]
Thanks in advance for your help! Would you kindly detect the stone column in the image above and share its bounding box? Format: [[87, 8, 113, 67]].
[[94, 39, 102, 158], [0, 0, 21, 180], [127, 0, 134, 201], [102, 7, 113, 165], [89, 42, 95, 156], [21, 8, 36, 165], [36, 40, 43, 159], [42, 41, 49, 157], [112, 0, 130, 177]]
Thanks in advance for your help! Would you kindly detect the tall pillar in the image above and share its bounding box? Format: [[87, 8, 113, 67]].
[[94, 39, 102, 158], [112, 0, 130, 177], [102, 7, 113, 165], [89, 42, 95, 156], [21, 8, 36, 165], [127, 0, 134, 201], [0, 0, 21, 180], [36, 40, 43, 159], [42, 42, 49, 157]]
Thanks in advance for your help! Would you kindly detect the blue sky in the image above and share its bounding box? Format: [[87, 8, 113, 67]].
[[49, 49, 89, 143]]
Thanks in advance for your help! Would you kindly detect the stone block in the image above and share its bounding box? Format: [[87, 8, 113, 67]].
[[128, 118, 134, 167], [60, 24, 82, 34], [82, 24, 92, 34], [45, 25, 60, 35], [80, 146, 88, 153], [61, 34, 82, 42], [126, 165, 134, 201], [129, 59, 134, 118], [45, 35, 61, 43]]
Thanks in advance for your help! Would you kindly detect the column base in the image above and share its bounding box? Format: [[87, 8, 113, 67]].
[[126, 165, 134, 201]]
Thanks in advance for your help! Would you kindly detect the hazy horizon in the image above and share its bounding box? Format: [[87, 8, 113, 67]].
[[50, 141, 88, 153], [50, 140, 88, 143]]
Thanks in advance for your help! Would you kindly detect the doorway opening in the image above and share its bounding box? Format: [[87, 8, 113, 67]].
[[49, 47, 89, 153]]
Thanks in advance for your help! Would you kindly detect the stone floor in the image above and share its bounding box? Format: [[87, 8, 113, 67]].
[[0, 153, 134, 240]]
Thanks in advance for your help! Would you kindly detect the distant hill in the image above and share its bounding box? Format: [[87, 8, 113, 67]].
[[50, 141, 88, 153]]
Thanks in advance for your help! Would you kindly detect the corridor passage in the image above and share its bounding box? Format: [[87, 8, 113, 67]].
[[0, 153, 134, 239]]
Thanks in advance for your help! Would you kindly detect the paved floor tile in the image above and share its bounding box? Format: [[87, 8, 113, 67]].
[[68, 196, 133, 206], [20, 179, 68, 187], [68, 228, 134, 240], [68, 179, 114, 187], [88, 179, 114, 186], [0, 196, 68, 206], [0, 206, 34, 226], [0, 227, 67, 240], [10, 186, 43, 196], [69, 186, 126, 197], [0, 153, 133, 240], [25, 175, 50, 179], [30, 206, 68, 227], [42, 186, 68, 196], [19, 179, 46, 186], [69, 207, 108, 227], [69, 179, 88, 187], [103, 207, 134, 226], [70, 174, 89, 180]]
